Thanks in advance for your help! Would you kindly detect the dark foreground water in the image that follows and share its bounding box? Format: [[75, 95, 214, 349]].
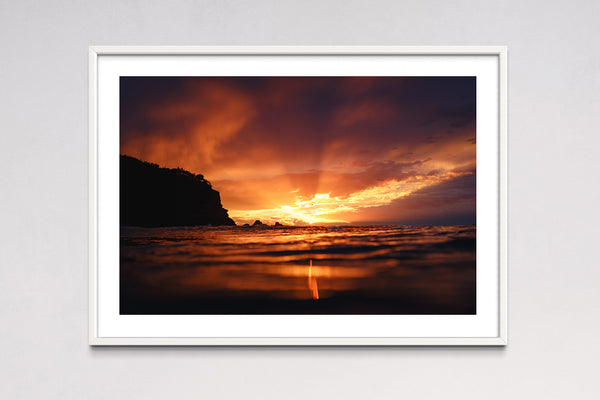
[[121, 225, 476, 314]]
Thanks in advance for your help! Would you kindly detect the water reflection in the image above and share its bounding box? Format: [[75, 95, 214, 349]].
[[308, 259, 319, 300], [120, 225, 476, 314]]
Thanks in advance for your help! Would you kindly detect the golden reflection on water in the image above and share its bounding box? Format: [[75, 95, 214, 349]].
[[308, 259, 319, 300], [120, 225, 476, 313]]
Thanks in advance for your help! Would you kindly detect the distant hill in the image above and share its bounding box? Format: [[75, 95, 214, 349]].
[[120, 155, 236, 227]]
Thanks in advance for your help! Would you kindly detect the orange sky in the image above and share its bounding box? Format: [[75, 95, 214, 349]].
[[120, 77, 476, 226]]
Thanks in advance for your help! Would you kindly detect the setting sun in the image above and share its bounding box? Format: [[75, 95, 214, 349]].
[[121, 76, 476, 227], [119, 76, 477, 315], [228, 171, 472, 226]]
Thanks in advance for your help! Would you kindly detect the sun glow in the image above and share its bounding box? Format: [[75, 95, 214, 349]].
[[229, 170, 471, 226]]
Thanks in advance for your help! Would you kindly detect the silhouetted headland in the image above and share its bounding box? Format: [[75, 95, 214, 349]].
[[120, 155, 236, 227]]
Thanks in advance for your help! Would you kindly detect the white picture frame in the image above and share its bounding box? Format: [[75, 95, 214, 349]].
[[89, 46, 507, 345]]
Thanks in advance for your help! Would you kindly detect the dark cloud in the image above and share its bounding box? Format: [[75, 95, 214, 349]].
[[352, 173, 476, 225], [120, 76, 476, 225]]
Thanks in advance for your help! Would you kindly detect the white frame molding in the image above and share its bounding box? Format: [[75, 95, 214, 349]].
[[89, 46, 507, 346]]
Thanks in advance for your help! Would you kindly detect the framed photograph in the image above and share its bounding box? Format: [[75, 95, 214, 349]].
[[89, 46, 507, 345]]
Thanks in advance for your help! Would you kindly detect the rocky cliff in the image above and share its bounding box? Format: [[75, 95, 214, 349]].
[[120, 155, 236, 227]]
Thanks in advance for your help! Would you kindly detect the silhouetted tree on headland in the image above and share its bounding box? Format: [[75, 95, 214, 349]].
[[120, 155, 236, 227]]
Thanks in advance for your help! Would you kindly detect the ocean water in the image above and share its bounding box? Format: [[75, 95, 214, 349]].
[[120, 225, 476, 314]]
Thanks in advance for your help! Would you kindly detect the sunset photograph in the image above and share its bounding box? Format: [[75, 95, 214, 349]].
[[119, 76, 477, 314]]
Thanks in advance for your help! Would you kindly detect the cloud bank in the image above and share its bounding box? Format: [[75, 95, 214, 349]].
[[121, 76, 476, 225]]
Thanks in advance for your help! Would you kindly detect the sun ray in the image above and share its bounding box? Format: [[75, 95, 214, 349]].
[[229, 170, 471, 225]]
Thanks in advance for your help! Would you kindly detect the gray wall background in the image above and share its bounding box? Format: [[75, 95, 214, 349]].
[[1, 1, 599, 398]]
